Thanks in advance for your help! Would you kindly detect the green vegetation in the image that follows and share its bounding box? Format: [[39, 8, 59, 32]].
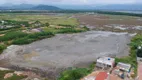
[[5, 74, 26, 80], [0, 31, 28, 42], [0, 20, 29, 27], [0, 44, 6, 54], [115, 34, 142, 77], [49, 10, 142, 17], [57, 28, 86, 34], [0, 14, 79, 26], [0, 70, 26, 80], [130, 34, 142, 49], [58, 24, 75, 28], [0, 70, 13, 80], [58, 62, 95, 80], [45, 22, 50, 27], [12, 27, 88, 45], [58, 68, 89, 80], [12, 31, 55, 45]]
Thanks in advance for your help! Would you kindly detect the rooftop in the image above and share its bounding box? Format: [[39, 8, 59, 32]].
[[95, 72, 108, 80], [97, 57, 115, 65], [117, 62, 131, 72]]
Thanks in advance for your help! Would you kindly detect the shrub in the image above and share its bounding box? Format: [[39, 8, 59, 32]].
[[12, 37, 34, 45], [58, 63, 96, 80], [0, 70, 14, 80], [0, 44, 6, 54], [57, 28, 84, 34], [58, 24, 75, 28], [83, 26, 90, 31], [0, 31, 28, 41], [12, 32, 55, 45], [5, 74, 26, 80], [45, 22, 50, 27], [58, 68, 89, 80]]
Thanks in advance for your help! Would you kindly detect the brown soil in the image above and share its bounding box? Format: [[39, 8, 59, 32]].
[[75, 14, 142, 28]]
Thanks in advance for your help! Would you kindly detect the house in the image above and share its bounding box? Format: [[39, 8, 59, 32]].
[[96, 57, 115, 69], [116, 62, 131, 72]]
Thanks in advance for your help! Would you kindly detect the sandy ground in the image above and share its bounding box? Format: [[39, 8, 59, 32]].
[[1, 31, 132, 69]]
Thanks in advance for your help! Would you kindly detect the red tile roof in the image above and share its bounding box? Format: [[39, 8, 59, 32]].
[[95, 72, 108, 80]]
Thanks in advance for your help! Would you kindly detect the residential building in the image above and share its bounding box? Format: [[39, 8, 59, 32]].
[[116, 62, 131, 72], [96, 57, 115, 69]]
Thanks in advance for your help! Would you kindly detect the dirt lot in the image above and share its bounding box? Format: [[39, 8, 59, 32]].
[[76, 14, 142, 32], [0, 31, 132, 79]]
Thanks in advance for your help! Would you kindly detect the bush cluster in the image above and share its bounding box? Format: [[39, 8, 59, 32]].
[[0, 44, 6, 54], [0, 31, 28, 41], [58, 63, 95, 80], [12, 32, 55, 45], [57, 28, 84, 34]]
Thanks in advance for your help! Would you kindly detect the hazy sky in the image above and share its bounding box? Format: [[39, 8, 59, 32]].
[[0, 0, 142, 5]]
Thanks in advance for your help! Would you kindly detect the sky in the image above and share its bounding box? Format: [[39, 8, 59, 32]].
[[0, 0, 142, 5]]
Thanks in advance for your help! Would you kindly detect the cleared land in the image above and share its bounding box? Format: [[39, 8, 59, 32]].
[[76, 14, 142, 33], [1, 31, 132, 78]]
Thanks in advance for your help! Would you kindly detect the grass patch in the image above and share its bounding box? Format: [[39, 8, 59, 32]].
[[0, 70, 14, 80], [58, 68, 89, 80], [0, 44, 7, 54], [58, 62, 95, 80], [5, 74, 26, 80], [0, 31, 28, 42]]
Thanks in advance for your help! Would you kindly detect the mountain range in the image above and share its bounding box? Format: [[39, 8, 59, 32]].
[[0, 4, 61, 10], [0, 4, 142, 11], [57, 4, 142, 11]]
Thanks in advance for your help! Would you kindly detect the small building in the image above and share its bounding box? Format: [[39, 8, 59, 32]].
[[96, 57, 115, 69], [117, 62, 131, 72]]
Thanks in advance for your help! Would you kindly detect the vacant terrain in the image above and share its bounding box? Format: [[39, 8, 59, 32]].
[[76, 14, 142, 33], [1, 31, 132, 79]]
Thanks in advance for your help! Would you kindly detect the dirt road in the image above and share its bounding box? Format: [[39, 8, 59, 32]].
[[138, 62, 142, 80]]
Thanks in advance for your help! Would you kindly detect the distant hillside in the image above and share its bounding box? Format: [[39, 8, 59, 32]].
[[57, 5, 95, 10], [57, 4, 142, 11], [0, 4, 61, 10], [32, 5, 61, 10], [94, 4, 142, 11]]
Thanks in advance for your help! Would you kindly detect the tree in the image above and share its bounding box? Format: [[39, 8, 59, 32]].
[[137, 46, 142, 57], [45, 22, 50, 27]]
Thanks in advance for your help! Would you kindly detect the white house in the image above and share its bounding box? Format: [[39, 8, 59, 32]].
[[96, 57, 115, 68]]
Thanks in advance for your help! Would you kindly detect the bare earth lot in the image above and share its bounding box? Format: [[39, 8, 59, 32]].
[[76, 14, 142, 32], [0, 31, 132, 75]]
